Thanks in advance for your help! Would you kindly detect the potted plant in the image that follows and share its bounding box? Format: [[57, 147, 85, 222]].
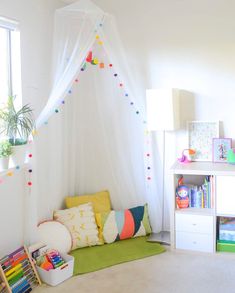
[[0, 140, 13, 171], [0, 96, 35, 165]]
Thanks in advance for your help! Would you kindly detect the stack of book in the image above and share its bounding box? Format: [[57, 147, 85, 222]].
[[219, 217, 235, 242], [217, 217, 235, 252]]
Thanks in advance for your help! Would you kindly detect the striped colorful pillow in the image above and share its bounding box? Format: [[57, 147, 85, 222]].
[[95, 204, 152, 244]]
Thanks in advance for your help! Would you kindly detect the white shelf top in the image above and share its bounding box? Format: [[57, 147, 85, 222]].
[[175, 208, 214, 216], [171, 161, 235, 176]]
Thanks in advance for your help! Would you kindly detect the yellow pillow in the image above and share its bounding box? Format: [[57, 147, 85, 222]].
[[65, 190, 111, 214]]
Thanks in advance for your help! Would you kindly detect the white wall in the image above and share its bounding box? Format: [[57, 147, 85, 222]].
[[0, 0, 63, 255], [92, 0, 235, 229]]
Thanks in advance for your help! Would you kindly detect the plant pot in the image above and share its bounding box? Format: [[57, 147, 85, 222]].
[[10, 144, 28, 166], [0, 157, 10, 171]]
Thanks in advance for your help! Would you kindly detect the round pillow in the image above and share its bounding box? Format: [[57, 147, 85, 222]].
[[37, 220, 72, 253]]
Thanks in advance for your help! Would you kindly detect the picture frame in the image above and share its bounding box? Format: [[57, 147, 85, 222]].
[[188, 121, 220, 161], [212, 138, 232, 163]]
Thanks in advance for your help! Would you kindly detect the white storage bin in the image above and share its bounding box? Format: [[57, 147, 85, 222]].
[[36, 254, 74, 286]]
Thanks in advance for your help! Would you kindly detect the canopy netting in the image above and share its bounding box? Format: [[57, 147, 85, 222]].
[[28, 0, 162, 241]]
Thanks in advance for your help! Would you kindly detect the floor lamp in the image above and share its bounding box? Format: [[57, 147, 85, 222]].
[[146, 88, 180, 245]]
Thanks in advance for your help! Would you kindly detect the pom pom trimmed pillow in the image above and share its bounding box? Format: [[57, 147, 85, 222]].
[[37, 220, 72, 253], [96, 204, 152, 244], [54, 203, 102, 250]]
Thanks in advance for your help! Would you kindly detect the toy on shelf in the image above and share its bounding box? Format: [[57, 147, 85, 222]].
[[227, 149, 235, 164], [178, 149, 196, 164], [176, 185, 189, 208], [0, 246, 41, 293]]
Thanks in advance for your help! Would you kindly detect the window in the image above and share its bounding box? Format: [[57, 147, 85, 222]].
[[0, 16, 22, 109]]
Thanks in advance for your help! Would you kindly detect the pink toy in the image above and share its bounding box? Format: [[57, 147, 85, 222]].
[[178, 149, 196, 164]]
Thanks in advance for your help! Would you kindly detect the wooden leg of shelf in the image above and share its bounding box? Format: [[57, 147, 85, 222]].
[[0, 265, 11, 293]]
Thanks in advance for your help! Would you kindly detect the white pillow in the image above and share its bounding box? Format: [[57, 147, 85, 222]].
[[37, 220, 72, 253], [53, 202, 101, 250]]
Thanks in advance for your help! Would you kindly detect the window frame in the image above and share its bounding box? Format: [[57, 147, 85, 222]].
[[0, 16, 20, 106]]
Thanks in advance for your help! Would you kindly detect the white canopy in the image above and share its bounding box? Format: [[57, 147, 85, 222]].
[[36, 0, 138, 128], [32, 0, 161, 237]]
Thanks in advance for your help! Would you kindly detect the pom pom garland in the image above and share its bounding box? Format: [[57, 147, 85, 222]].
[[0, 45, 153, 186]]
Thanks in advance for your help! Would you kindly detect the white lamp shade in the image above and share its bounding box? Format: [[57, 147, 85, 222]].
[[146, 88, 180, 131]]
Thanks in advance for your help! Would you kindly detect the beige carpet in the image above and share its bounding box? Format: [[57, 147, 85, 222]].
[[34, 248, 235, 293]]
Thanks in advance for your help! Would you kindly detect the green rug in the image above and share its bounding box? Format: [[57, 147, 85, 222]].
[[70, 236, 165, 275]]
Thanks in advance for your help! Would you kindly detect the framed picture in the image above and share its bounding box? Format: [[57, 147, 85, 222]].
[[188, 121, 220, 161], [212, 138, 232, 163]]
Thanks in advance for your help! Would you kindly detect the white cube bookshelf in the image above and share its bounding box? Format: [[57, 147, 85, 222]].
[[171, 161, 235, 253]]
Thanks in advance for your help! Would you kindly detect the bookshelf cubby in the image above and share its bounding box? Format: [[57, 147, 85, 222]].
[[171, 161, 235, 253]]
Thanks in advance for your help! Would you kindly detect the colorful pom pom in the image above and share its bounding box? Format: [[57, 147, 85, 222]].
[[109, 64, 113, 67], [7, 172, 13, 177], [32, 129, 38, 136], [81, 63, 87, 71], [91, 58, 99, 65], [16, 166, 20, 170], [86, 51, 92, 62], [28, 181, 32, 186], [28, 154, 33, 158], [28, 169, 32, 173], [55, 109, 59, 113]]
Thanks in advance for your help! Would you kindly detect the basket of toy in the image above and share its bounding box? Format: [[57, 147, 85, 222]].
[[36, 252, 74, 286]]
